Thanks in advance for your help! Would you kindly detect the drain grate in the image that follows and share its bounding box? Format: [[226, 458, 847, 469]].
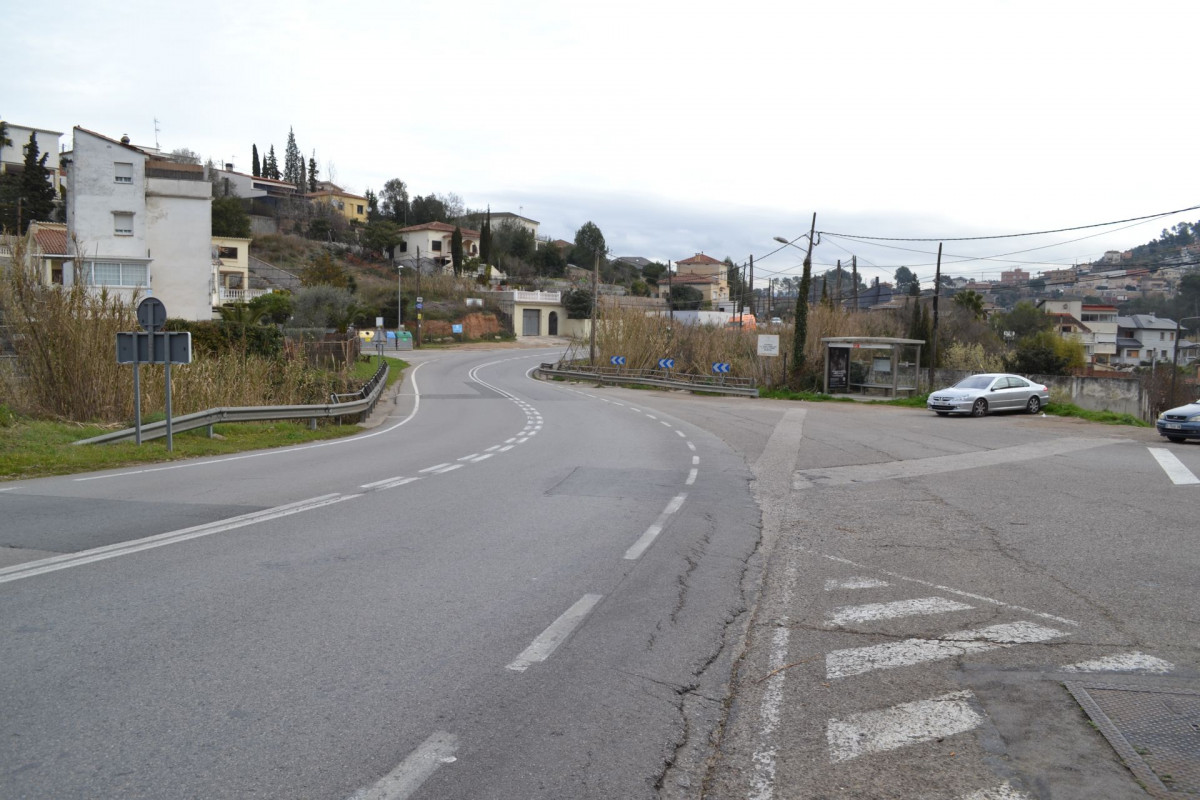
[[1067, 680, 1200, 797]]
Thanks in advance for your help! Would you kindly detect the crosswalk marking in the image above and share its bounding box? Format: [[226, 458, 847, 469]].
[[959, 782, 1032, 800], [1062, 652, 1175, 674], [826, 621, 1066, 679], [827, 596, 973, 626], [826, 690, 982, 763], [824, 576, 889, 591], [1148, 447, 1200, 485]]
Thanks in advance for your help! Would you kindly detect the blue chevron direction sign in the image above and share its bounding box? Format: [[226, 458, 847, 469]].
[[610, 355, 626, 366], [712, 362, 731, 374], [658, 358, 675, 369]]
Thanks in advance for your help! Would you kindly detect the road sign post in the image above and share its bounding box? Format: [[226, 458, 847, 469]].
[[118, 299, 191, 451]]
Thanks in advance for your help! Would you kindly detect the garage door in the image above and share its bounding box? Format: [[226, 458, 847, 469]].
[[522, 309, 540, 336]]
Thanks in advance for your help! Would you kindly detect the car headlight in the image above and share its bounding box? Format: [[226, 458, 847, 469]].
[[1188, 414, 1200, 422]]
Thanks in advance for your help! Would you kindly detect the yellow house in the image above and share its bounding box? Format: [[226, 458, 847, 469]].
[[211, 236, 260, 307], [306, 182, 368, 225], [672, 252, 730, 305]]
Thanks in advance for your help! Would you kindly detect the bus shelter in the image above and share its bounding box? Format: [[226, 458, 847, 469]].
[[821, 337, 924, 397]]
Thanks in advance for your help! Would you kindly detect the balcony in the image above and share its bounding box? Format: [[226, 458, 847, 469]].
[[214, 287, 271, 305]]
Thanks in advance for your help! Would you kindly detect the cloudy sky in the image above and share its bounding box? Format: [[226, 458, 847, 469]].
[[5, 0, 1197, 290]]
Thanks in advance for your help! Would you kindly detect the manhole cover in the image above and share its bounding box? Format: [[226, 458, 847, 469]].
[[1067, 681, 1200, 797]]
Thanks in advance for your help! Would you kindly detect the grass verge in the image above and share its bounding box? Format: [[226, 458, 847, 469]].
[[0, 356, 409, 481]]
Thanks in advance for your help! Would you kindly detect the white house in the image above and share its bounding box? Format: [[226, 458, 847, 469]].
[[0, 122, 64, 194], [1041, 299, 1118, 365], [1114, 313, 1180, 365], [64, 127, 213, 320], [396, 221, 480, 272]]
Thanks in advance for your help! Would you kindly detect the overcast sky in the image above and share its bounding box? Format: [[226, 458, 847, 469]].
[[5, 0, 1197, 289]]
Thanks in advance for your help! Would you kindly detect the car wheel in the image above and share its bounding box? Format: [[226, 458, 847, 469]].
[[1026, 396, 1041, 414], [1167, 436, 1186, 443], [971, 398, 988, 417]]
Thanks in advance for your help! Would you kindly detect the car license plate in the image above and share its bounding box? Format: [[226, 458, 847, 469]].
[[1166, 423, 1182, 430]]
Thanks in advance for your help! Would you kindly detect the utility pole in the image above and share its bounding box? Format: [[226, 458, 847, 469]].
[[668, 260, 674, 324], [415, 246, 422, 349], [589, 250, 599, 364], [791, 212, 817, 382], [835, 259, 843, 309], [749, 254, 755, 319], [852, 256, 859, 312], [929, 243, 942, 389]]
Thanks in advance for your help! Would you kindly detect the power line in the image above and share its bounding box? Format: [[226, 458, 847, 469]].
[[816, 203, 1200, 242]]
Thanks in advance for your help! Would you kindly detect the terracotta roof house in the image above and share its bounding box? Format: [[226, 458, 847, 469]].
[[396, 221, 481, 273]]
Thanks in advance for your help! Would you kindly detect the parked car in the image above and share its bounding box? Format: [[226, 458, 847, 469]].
[[1156, 401, 1200, 442], [769, 317, 783, 325], [927, 373, 1050, 417]]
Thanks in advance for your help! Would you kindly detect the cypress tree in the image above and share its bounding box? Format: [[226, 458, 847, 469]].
[[307, 152, 318, 193], [480, 207, 492, 264], [252, 144, 260, 177], [265, 146, 279, 179], [451, 226, 464, 275], [284, 126, 302, 188]]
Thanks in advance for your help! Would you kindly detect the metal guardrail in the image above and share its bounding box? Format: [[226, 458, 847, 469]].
[[536, 362, 758, 397], [76, 361, 390, 445]]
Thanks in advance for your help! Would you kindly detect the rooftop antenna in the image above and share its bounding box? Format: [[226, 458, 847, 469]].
[[153, 117, 161, 150]]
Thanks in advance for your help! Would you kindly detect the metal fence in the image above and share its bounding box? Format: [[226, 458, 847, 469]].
[[537, 361, 758, 397], [75, 361, 390, 445]]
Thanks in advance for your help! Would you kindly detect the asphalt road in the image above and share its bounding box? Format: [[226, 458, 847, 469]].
[[3, 352, 1198, 799], [0, 348, 760, 799]]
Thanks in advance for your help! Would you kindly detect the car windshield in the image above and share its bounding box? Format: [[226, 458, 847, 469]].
[[953, 376, 995, 390]]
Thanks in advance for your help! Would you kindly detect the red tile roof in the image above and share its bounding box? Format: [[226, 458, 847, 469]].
[[398, 221, 481, 237], [676, 253, 723, 265], [33, 224, 68, 255]]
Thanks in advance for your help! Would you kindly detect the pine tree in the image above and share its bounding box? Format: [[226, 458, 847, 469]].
[[252, 144, 260, 177], [18, 131, 56, 231], [284, 126, 302, 189], [265, 145, 279, 179]]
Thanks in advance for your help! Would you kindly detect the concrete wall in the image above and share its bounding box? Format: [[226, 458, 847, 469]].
[[926, 368, 1145, 417]]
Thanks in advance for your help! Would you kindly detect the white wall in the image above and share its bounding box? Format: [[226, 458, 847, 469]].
[[147, 176, 214, 320]]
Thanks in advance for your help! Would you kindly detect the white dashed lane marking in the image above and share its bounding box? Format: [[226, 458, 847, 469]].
[[506, 594, 603, 672]]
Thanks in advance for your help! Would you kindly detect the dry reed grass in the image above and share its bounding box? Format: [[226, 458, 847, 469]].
[[565, 305, 906, 388], [1, 235, 350, 424]]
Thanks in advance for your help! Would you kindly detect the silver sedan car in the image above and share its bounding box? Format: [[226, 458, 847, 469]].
[[927, 373, 1050, 417]]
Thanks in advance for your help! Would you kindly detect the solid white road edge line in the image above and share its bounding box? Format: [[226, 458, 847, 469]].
[[1148, 447, 1200, 485], [749, 560, 798, 800], [347, 730, 459, 800], [506, 593, 603, 672], [624, 493, 688, 560], [826, 690, 983, 763], [0, 493, 360, 584]]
